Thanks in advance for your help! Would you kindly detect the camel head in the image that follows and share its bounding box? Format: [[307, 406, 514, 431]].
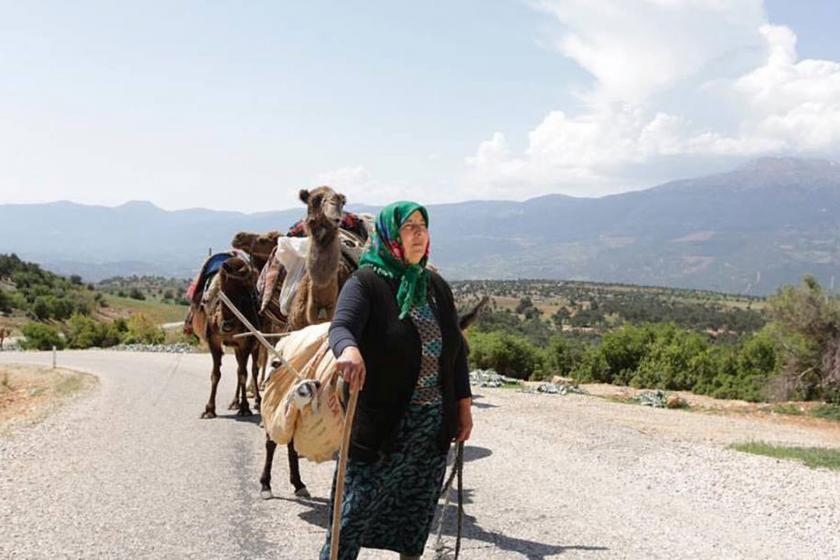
[[299, 186, 346, 245], [231, 230, 281, 260], [218, 256, 257, 333]]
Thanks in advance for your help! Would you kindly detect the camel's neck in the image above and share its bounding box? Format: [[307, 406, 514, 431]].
[[306, 231, 340, 285]]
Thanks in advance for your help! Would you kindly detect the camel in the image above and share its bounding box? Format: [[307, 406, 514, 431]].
[[189, 255, 262, 419], [287, 187, 355, 330], [231, 230, 281, 273], [260, 185, 357, 498]]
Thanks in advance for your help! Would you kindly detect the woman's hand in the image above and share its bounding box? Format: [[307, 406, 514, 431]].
[[336, 346, 366, 392], [454, 397, 473, 443]]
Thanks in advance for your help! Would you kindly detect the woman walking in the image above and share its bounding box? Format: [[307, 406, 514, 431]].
[[321, 201, 473, 560]]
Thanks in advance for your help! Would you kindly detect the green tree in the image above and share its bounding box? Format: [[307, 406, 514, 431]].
[[767, 275, 840, 401]]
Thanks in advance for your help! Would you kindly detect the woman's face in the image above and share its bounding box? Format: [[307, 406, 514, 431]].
[[399, 211, 429, 265]]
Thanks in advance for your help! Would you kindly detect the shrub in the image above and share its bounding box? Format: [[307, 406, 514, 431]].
[[632, 328, 711, 390], [467, 330, 542, 379], [570, 347, 609, 383], [123, 313, 164, 344], [20, 323, 65, 350], [0, 288, 11, 313], [63, 314, 122, 349], [542, 336, 585, 378], [128, 288, 146, 301]]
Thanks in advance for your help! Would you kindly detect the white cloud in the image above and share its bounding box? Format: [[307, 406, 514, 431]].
[[315, 165, 407, 205], [467, 1, 840, 199]]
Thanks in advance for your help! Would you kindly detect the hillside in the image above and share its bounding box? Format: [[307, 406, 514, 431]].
[[0, 254, 187, 341], [2, 157, 840, 293]]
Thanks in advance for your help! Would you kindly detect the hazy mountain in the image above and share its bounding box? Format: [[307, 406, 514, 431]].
[[2, 157, 839, 294]]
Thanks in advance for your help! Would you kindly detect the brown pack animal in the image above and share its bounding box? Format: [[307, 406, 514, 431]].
[[259, 185, 358, 497], [287, 186, 356, 330], [189, 255, 262, 419], [231, 230, 282, 273]]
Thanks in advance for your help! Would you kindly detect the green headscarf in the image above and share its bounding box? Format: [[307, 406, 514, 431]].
[[359, 201, 430, 319]]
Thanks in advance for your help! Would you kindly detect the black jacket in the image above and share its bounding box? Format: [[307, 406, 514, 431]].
[[329, 267, 471, 462]]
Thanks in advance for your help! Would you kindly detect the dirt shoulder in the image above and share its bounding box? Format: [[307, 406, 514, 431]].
[[575, 382, 840, 435], [0, 363, 98, 436]]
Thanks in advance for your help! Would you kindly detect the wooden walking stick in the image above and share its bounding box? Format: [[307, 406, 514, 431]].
[[330, 384, 360, 560]]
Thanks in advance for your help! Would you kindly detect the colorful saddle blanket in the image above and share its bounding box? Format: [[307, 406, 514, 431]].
[[185, 251, 238, 305], [286, 211, 369, 242]]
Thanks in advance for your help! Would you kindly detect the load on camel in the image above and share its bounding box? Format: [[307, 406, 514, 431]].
[[184, 252, 262, 418], [252, 185, 369, 497], [231, 230, 281, 273]]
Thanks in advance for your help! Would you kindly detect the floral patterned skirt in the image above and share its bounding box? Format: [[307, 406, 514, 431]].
[[320, 402, 448, 559]]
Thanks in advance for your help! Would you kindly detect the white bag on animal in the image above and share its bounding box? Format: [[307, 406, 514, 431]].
[[261, 322, 345, 463], [276, 236, 309, 316]]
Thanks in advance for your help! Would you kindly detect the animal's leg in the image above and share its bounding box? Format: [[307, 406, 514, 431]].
[[250, 344, 261, 411], [201, 343, 222, 419], [260, 434, 277, 499], [228, 381, 241, 410], [235, 346, 252, 417], [288, 438, 309, 497]]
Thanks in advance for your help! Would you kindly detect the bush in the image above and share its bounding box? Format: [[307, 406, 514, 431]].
[[467, 330, 542, 379], [63, 314, 122, 349], [542, 336, 585, 378], [570, 347, 609, 383], [631, 328, 711, 390], [123, 313, 164, 344], [0, 288, 11, 313], [128, 288, 146, 301], [20, 323, 65, 350], [597, 323, 663, 384]]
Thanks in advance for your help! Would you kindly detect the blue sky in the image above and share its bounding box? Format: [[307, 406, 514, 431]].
[[1, 1, 839, 212]]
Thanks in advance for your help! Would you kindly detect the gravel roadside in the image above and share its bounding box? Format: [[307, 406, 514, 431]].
[[1, 350, 838, 559]]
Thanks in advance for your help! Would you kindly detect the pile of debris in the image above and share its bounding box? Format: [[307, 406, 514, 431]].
[[523, 382, 588, 396], [469, 369, 522, 388], [112, 342, 199, 354], [632, 390, 688, 409]]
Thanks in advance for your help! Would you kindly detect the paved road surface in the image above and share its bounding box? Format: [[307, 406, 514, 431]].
[[1, 350, 839, 559]]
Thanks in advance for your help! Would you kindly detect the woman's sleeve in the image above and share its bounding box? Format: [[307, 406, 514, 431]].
[[329, 274, 370, 358]]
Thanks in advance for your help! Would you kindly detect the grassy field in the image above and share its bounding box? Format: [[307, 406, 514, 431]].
[[102, 295, 189, 324], [731, 441, 840, 471]]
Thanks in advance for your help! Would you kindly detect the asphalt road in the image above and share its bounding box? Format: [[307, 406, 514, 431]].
[[1, 350, 839, 559]]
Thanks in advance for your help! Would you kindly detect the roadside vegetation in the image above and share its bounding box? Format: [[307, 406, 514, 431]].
[[1, 253, 184, 350], [457, 275, 840, 405], [731, 442, 840, 471]]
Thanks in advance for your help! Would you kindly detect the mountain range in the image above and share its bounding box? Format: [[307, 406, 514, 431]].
[[2, 157, 839, 295]]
